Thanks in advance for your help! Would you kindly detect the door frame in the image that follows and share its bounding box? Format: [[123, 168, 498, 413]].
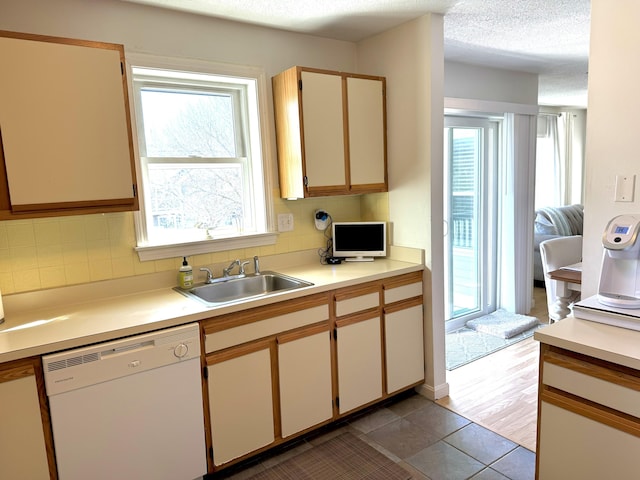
[[443, 116, 499, 332]]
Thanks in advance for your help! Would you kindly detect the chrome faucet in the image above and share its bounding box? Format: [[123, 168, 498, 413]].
[[223, 259, 250, 277], [253, 255, 260, 275], [223, 259, 241, 277]]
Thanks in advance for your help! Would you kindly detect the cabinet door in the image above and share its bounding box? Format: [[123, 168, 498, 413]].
[[207, 341, 275, 466], [300, 71, 347, 192], [278, 325, 333, 437], [385, 303, 425, 393], [336, 315, 383, 414], [346, 76, 386, 190], [538, 399, 640, 479], [0, 31, 136, 215], [0, 360, 51, 480]]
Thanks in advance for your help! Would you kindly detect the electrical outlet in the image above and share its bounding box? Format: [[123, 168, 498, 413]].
[[277, 213, 294, 232]]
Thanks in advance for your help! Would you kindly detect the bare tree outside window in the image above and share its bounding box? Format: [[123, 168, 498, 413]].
[[139, 88, 247, 241], [141, 90, 236, 157]]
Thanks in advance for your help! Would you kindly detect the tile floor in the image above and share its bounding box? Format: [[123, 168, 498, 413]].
[[218, 391, 536, 480]]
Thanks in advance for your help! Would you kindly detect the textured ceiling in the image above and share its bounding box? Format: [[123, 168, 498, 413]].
[[122, 0, 590, 107]]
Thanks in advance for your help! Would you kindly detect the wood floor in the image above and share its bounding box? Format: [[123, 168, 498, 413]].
[[436, 287, 549, 452]]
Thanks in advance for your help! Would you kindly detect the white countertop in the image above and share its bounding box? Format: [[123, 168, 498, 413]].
[[0, 255, 423, 363], [534, 315, 640, 370]]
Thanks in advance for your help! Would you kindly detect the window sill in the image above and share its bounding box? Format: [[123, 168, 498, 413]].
[[135, 232, 278, 262]]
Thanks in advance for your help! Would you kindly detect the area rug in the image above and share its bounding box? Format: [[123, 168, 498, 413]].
[[246, 432, 411, 480], [446, 324, 543, 371], [466, 309, 539, 339]]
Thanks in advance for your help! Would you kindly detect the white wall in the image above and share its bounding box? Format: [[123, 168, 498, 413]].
[[445, 61, 538, 105], [358, 15, 448, 399], [0, 0, 358, 188], [583, 0, 640, 297], [1, 0, 357, 72]]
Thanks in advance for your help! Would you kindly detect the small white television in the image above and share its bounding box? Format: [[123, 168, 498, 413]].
[[331, 222, 387, 262]]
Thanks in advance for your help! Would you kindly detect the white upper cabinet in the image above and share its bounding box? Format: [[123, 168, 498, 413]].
[[300, 71, 346, 192], [346, 76, 386, 188], [0, 31, 137, 217], [272, 66, 387, 199]]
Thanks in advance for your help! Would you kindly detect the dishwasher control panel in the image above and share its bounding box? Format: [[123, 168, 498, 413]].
[[43, 322, 201, 396]]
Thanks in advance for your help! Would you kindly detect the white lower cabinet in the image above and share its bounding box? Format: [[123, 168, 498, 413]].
[[0, 359, 51, 480], [385, 303, 424, 393], [278, 325, 333, 437], [207, 341, 275, 466], [536, 345, 640, 479], [203, 293, 331, 470], [538, 400, 640, 479], [336, 315, 383, 414], [383, 273, 424, 394], [203, 272, 425, 473]]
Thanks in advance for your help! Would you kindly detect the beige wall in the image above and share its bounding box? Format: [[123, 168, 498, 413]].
[[0, 0, 391, 294], [583, 0, 640, 297], [357, 15, 448, 399]]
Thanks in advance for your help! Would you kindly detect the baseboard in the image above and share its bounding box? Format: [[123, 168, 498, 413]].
[[415, 381, 450, 401]]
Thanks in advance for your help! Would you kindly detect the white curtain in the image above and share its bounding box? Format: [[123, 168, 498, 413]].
[[499, 113, 537, 314], [535, 112, 583, 209], [535, 113, 563, 208]]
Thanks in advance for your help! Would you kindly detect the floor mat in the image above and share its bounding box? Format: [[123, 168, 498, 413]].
[[246, 432, 411, 480], [446, 324, 543, 370], [466, 309, 540, 339]]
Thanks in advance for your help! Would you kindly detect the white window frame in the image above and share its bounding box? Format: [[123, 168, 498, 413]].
[[126, 53, 276, 261]]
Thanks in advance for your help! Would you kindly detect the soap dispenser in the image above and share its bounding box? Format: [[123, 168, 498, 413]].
[[178, 257, 193, 289]]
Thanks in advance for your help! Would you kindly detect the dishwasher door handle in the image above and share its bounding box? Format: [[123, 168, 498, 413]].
[[101, 340, 154, 358]]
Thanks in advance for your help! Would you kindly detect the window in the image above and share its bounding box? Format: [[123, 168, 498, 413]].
[[129, 57, 274, 261]]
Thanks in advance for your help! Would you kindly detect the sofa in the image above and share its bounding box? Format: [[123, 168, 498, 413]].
[[533, 204, 584, 283]]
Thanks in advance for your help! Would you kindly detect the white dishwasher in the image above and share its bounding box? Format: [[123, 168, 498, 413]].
[[43, 323, 207, 480]]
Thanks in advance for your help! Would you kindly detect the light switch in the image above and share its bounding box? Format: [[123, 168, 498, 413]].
[[615, 174, 635, 202], [277, 213, 294, 232]]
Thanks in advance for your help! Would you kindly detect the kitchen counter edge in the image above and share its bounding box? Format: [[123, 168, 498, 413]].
[[534, 315, 640, 370], [0, 258, 424, 364]]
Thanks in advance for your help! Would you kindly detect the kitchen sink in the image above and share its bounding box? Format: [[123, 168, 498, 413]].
[[176, 271, 313, 306]]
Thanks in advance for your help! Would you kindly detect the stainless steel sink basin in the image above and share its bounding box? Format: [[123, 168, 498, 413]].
[[176, 271, 313, 306]]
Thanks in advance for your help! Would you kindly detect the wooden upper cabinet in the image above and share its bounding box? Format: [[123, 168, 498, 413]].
[[0, 30, 138, 218], [272, 66, 387, 199]]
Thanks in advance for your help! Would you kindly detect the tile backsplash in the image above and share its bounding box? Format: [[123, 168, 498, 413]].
[[0, 191, 388, 294]]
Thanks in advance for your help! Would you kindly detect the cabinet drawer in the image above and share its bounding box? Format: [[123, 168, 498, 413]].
[[205, 303, 329, 353], [384, 281, 422, 305], [335, 292, 379, 317], [543, 350, 640, 418]]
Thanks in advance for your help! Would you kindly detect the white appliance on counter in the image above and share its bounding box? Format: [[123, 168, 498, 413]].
[[574, 214, 640, 331], [43, 323, 206, 480], [597, 213, 640, 308]]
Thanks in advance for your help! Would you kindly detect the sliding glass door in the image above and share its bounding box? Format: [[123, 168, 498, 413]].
[[444, 116, 499, 332]]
